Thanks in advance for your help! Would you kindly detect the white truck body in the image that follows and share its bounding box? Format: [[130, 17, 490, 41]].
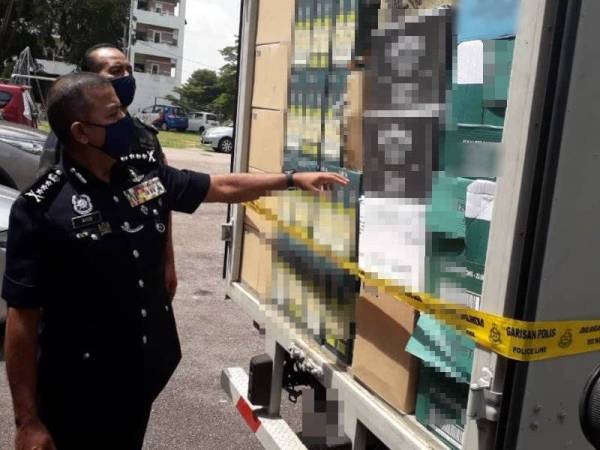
[[221, 1, 600, 449]]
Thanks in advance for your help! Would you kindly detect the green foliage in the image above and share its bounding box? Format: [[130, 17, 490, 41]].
[[166, 69, 220, 112], [168, 41, 239, 121], [0, 0, 129, 73]]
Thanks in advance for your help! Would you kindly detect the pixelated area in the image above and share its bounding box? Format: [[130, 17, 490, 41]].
[[241, 0, 520, 443]]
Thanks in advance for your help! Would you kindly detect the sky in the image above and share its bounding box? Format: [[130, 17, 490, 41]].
[[181, 0, 242, 83]]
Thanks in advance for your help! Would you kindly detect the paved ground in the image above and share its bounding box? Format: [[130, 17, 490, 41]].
[[0, 148, 300, 449]]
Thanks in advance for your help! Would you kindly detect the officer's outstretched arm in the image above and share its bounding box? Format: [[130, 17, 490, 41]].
[[204, 172, 349, 204]]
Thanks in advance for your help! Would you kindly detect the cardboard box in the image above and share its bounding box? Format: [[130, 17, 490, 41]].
[[240, 222, 273, 301], [256, 0, 295, 45], [252, 43, 290, 110], [343, 71, 364, 170], [352, 286, 420, 414], [249, 108, 284, 173], [344, 116, 363, 171]]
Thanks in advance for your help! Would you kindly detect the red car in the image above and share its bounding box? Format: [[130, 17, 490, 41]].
[[0, 83, 37, 128]]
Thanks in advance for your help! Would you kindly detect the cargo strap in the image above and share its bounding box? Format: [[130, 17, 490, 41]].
[[245, 199, 600, 362]]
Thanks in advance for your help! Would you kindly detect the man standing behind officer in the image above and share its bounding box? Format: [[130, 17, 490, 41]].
[[3, 73, 347, 450], [41, 43, 179, 301]]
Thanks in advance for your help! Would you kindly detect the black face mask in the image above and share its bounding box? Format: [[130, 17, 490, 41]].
[[83, 115, 135, 160], [111, 74, 136, 108]]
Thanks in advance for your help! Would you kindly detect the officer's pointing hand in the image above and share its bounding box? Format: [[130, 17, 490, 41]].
[[15, 419, 56, 450], [292, 172, 350, 192]]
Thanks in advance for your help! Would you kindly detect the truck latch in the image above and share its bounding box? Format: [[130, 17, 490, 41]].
[[467, 367, 503, 423], [221, 221, 234, 242]]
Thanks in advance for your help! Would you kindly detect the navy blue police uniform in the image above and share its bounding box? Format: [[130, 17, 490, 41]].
[[2, 153, 210, 449], [40, 117, 166, 172]]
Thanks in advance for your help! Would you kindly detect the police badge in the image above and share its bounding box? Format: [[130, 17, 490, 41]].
[[72, 194, 93, 215]]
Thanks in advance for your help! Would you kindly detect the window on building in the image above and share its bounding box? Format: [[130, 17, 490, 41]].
[[153, 31, 161, 43], [134, 63, 145, 73], [151, 64, 159, 75]]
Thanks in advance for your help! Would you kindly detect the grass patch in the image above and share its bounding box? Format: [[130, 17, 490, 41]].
[[157, 130, 203, 149], [38, 121, 208, 151]]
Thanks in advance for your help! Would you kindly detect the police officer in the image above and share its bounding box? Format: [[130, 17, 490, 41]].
[[3, 73, 347, 450], [40, 43, 178, 303]]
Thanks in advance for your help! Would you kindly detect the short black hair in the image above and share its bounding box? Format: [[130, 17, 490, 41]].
[[47, 72, 112, 143], [81, 43, 123, 73]]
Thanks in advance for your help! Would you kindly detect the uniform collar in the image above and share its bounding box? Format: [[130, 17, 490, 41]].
[[61, 152, 123, 189]]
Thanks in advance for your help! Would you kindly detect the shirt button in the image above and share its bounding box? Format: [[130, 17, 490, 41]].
[[83, 352, 91, 360], [165, 305, 170, 312], [138, 279, 145, 288], [141, 308, 147, 318], [142, 335, 148, 344], [113, 195, 119, 203], [152, 209, 159, 216], [133, 249, 140, 258]]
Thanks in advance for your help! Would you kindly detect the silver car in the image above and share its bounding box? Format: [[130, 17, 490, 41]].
[[0, 185, 19, 325], [201, 126, 234, 153], [0, 120, 45, 190]]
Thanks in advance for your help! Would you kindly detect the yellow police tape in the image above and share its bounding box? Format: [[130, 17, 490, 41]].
[[244, 199, 600, 362]]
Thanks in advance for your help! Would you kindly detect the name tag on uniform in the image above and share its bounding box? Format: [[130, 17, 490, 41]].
[[72, 211, 102, 229], [123, 177, 166, 207]]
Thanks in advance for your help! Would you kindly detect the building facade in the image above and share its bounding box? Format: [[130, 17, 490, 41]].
[[129, 0, 186, 113]]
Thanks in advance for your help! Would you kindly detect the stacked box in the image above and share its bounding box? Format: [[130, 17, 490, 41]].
[[362, 8, 451, 198], [310, 0, 335, 69], [293, 0, 314, 67], [352, 285, 420, 414], [332, 0, 379, 67], [266, 188, 361, 364], [249, 0, 295, 173], [410, 180, 497, 449]]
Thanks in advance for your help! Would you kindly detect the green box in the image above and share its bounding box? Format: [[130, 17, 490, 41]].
[[452, 83, 483, 125], [415, 365, 469, 450], [482, 106, 506, 127], [445, 124, 503, 178], [483, 38, 515, 103], [427, 173, 472, 239]]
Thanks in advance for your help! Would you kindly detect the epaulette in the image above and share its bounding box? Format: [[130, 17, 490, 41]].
[[21, 166, 66, 208], [134, 117, 159, 135]]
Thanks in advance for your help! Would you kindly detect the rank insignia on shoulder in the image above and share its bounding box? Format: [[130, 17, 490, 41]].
[[134, 117, 159, 134], [22, 167, 65, 207], [120, 150, 157, 164]]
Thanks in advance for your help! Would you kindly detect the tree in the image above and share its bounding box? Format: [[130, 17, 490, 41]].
[[50, 0, 130, 66], [166, 69, 220, 111], [212, 42, 238, 120], [167, 41, 239, 121], [0, 0, 129, 74]]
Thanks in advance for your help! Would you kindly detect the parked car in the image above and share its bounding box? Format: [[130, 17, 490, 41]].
[[201, 126, 234, 153], [0, 120, 45, 189], [137, 104, 189, 131], [188, 111, 219, 134], [0, 185, 20, 327], [0, 83, 38, 128]]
